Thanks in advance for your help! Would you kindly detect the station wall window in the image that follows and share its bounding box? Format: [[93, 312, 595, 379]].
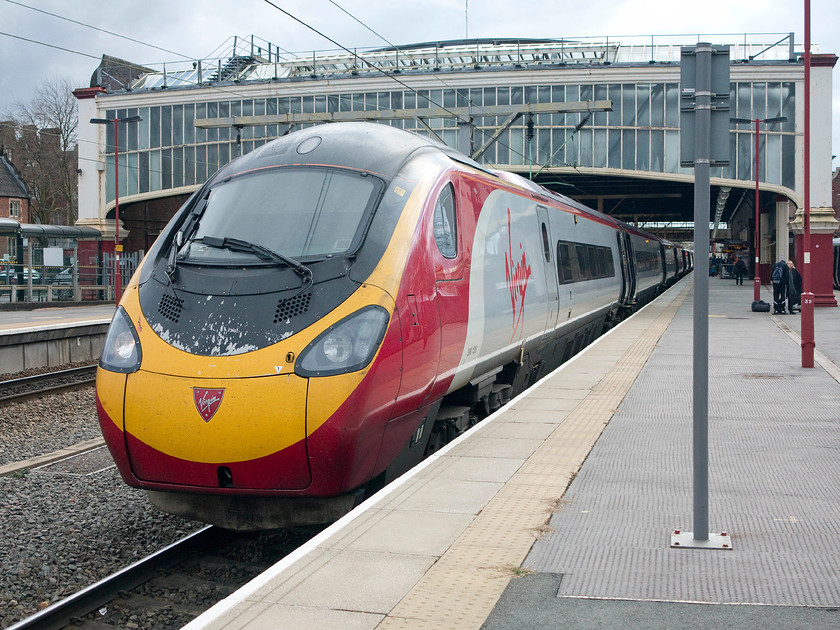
[[97, 78, 796, 204]]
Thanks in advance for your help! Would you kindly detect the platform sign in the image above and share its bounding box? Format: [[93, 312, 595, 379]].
[[680, 44, 730, 168], [673, 43, 732, 551]]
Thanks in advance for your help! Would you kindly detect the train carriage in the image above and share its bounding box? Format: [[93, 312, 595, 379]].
[[97, 122, 686, 530]]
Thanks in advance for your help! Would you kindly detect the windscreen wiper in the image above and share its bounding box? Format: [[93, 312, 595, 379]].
[[166, 194, 208, 281], [201, 236, 313, 287]]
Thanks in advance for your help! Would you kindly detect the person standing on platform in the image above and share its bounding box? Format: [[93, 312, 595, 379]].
[[734, 257, 747, 286], [771, 257, 789, 314], [787, 260, 802, 314]]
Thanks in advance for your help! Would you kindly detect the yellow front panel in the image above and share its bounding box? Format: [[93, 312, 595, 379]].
[[96, 369, 126, 430], [124, 371, 307, 463]]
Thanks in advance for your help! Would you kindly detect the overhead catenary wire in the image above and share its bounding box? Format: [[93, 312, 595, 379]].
[[260, 0, 471, 126], [324, 0, 596, 182], [0, 33, 568, 189], [1, 22, 431, 126], [263, 0, 565, 171], [320, 0, 585, 185], [5, 0, 563, 166], [3, 4, 585, 192], [4, 0, 194, 60], [0, 29, 294, 107]]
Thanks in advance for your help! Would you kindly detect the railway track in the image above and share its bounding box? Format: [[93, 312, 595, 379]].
[[7, 524, 323, 630], [0, 366, 97, 405]]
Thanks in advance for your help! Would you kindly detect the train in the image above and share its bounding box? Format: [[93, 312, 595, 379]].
[[96, 122, 691, 530]]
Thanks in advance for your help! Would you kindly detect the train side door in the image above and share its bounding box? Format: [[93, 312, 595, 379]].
[[395, 178, 463, 411], [431, 179, 468, 396], [537, 206, 559, 340], [619, 231, 636, 305]]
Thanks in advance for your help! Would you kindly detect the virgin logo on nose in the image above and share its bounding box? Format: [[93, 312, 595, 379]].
[[193, 388, 225, 422]]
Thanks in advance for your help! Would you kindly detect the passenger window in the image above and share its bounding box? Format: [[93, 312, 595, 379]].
[[557, 242, 573, 284], [576, 245, 589, 279], [588, 246, 599, 277], [433, 183, 457, 259]]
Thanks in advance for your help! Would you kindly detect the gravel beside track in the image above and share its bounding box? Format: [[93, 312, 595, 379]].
[[0, 390, 204, 628], [0, 389, 101, 467]]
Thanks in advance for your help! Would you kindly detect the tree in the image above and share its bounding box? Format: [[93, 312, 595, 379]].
[[1, 77, 78, 225]]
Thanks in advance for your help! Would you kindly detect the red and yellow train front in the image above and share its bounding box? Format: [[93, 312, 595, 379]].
[[97, 281, 403, 501], [94, 122, 479, 528]]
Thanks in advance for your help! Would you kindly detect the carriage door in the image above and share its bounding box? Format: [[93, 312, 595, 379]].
[[537, 206, 559, 341], [619, 231, 636, 305], [431, 179, 466, 394]]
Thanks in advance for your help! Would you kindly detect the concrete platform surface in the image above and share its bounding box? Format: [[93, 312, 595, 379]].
[[486, 279, 840, 628], [0, 304, 114, 333], [178, 277, 840, 629]]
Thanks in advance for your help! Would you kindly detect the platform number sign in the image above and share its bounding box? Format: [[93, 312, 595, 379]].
[[680, 44, 730, 168]]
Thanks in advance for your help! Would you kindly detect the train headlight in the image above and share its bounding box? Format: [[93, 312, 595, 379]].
[[100, 306, 142, 373], [296, 306, 389, 377]]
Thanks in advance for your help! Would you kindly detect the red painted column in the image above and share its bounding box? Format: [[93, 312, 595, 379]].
[[795, 232, 837, 307]]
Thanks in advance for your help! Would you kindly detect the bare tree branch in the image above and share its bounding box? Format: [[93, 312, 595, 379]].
[[2, 77, 78, 224]]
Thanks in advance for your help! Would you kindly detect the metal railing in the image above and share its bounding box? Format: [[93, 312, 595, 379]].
[[0, 251, 143, 304]]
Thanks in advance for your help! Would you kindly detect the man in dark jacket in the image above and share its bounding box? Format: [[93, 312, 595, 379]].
[[771, 257, 788, 314], [787, 260, 803, 314], [733, 257, 747, 285]]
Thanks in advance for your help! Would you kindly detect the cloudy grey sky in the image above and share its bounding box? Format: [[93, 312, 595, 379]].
[[1, 0, 838, 163]]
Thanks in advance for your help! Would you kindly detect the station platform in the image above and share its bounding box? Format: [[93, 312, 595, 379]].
[[0, 304, 114, 333], [0, 305, 114, 373], [181, 277, 840, 629]]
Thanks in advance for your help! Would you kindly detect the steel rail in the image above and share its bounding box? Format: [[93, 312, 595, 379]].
[[6, 526, 222, 630], [0, 366, 97, 405]]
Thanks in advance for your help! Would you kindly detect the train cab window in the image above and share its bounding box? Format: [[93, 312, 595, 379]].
[[183, 167, 383, 262], [433, 183, 457, 258]]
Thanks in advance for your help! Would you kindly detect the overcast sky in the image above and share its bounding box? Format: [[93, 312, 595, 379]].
[[1, 0, 838, 164]]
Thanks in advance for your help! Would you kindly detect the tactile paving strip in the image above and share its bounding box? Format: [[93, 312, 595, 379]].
[[378, 285, 689, 629]]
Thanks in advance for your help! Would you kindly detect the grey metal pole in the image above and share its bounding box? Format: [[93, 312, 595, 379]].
[[692, 43, 712, 542], [72, 242, 79, 302]]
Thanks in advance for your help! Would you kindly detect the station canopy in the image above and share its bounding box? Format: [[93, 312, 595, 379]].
[[0, 218, 100, 239]]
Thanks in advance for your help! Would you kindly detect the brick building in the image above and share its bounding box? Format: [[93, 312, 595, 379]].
[[0, 154, 31, 260]]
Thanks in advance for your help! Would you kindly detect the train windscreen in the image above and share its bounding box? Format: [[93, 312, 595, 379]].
[[182, 167, 382, 263]]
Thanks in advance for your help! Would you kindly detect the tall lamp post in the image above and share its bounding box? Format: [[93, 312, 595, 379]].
[[90, 115, 142, 305], [730, 116, 787, 304]]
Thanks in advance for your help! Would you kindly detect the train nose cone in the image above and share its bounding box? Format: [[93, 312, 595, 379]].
[[123, 371, 310, 490]]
